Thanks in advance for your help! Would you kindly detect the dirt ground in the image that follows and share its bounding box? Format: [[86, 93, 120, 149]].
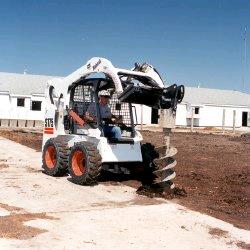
[[0, 128, 249, 231], [0, 129, 42, 152], [141, 131, 250, 231]]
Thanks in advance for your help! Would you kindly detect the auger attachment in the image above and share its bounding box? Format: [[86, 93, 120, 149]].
[[149, 85, 184, 189], [152, 103, 179, 190], [152, 129, 177, 189]]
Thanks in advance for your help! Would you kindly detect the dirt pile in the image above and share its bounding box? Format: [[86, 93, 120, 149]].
[[136, 186, 187, 199]]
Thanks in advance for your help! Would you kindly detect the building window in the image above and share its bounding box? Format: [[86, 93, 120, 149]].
[[242, 112, 248, 127], [17, 98, 25, 107], [31, 101, 42, 111], [194, 107, 199, 114]]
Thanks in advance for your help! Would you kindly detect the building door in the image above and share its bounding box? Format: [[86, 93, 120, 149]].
[[242, 112, 248, 127], [151, 108, 159, 124]]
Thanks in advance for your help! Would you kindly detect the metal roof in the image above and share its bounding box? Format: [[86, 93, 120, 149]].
[[0, 72, 59, 95], [0, 72, 249, 107], [182, 87, 250, 108]]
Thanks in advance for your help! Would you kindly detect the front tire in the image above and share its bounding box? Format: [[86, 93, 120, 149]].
[[42, 137, 70, 176], [68, 142, 102, 185]]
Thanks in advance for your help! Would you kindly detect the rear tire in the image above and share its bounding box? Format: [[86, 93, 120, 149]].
[[68, 142, 102, 185], [42, 137, 70, 176]]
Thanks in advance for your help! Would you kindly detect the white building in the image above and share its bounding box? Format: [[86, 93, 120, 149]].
[[0, 72, 249, 129], [0, 72, 56, 127], [175, 87, 250, 129]]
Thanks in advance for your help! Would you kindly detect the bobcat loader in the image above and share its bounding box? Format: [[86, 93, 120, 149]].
[[42, 57, 184, 189]]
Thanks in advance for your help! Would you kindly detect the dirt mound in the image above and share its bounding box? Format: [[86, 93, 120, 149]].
[[136, 186, 187, 199]]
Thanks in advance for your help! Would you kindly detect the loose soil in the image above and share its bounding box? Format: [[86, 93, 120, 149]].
[[237, 241, 250, 250], [0, 203, 23, 212], [0, 164, 9, 170], [142, 131, 250, 231], [0, 203, 57, 239], [208, 227, 250, 250], [209, 227, 229, 238], [0, 212, 53, 239], [0, 129, 249, 230], [0, 129, 42, 152]]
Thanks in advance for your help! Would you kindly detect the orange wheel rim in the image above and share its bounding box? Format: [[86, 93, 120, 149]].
[[72, 150, 86, 176], [45, 146, 56, 169]]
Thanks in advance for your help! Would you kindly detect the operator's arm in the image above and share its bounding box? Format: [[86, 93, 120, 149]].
[[85, 112, 95, 122], [109, 115, 122, 124], [85, 103, 97, 123], [106, 106, 123, 124]]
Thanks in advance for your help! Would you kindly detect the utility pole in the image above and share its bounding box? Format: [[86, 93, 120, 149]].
[[191, 107, 194, 132], [233, 110, 236, 134], [242, 26, 247, 90], [222, 109, 226, 134]]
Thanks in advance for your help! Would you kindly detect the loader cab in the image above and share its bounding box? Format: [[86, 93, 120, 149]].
[[65, 78, 135, 141]]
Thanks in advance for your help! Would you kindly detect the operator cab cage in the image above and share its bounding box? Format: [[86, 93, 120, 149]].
[[66, 76, 184, 138], [66, 77, 136, 138]]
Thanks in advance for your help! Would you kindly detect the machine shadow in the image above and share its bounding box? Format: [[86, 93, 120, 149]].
[[98, 167, 156, 189]]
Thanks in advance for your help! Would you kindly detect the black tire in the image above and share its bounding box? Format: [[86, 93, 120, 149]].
[[68, 142, 102, 185], [42, 137, 70, 176]]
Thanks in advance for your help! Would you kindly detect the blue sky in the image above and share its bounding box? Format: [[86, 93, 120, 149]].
[[0, 0, 250, 93]]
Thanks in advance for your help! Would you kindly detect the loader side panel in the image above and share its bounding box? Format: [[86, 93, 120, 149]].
[[98, 140, 142, 163], [42, 107, 57, 148]]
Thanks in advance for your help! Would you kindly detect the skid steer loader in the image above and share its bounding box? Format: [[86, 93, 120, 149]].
[[42, 57, 184, 189]]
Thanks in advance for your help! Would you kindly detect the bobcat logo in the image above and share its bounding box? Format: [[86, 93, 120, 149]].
[[92, 59, 102, 70]]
